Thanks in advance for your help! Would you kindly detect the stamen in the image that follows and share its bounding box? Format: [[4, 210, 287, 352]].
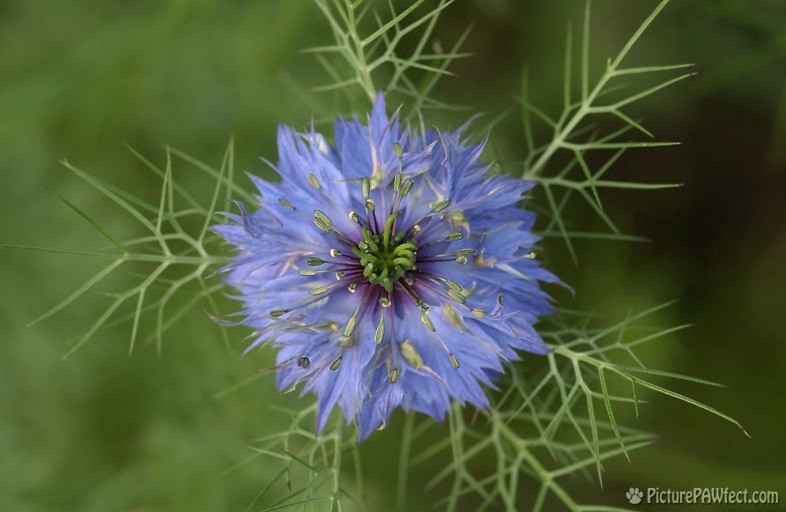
[[299, 266, 359, 278], [443, 303, 465, 329], [430, 199, 451, 213], [313, 210, 333, 231], [420, 248, 475, 264], [436, 276, 463, 292], [330, 357, 342, 371], [421, 312, 436, 332], [362, 177, 371, 200], [457, 249, 475, 265], [308, 173, 321, 189], [309, 284, 333, 296], [399, 340, 423, 369], [375, 316, 385, 344], [344, 307, 359, 337], [447, 289, 467, 304], [400, 281, 426, 313], [422, 232, 464, 249], [278, 198, 295, 210], [400, 179, 413, 197], [338, 336, 356, 349]]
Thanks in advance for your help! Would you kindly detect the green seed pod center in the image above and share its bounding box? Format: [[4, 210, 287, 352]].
[[351, 212, 416, 292]]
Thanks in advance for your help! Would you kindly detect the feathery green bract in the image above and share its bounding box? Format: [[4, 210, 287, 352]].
[[224, 405, 357, 512], [521, 0, 691, 262], [386, 302, 748, 512], [308, 0, 470, 111], [4, 142, 239, 357]]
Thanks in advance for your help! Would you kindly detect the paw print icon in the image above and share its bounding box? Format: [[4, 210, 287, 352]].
[[626, 487, 644, 505]]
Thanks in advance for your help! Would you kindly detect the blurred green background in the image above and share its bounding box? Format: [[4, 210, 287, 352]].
[[1, 1, 784, 510]]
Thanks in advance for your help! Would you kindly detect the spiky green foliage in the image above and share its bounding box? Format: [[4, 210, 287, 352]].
[[308, 0, 471, 110], [230, 405, 353, 512], [392, 303, 747, 512], [2, 143, 239, 357], [521, 0, 692, 261]]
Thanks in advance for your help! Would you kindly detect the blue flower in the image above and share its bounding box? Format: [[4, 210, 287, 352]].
[[214, 95, 559, 440]]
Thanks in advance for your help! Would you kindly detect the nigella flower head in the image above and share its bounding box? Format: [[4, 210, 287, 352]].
[[214, 95, 559, 440]]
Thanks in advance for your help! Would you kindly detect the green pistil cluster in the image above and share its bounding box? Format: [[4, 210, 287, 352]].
[[351, 211, 416, 292]]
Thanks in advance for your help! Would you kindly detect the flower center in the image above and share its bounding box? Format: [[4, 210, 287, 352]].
[[352, 211, 416, 292]]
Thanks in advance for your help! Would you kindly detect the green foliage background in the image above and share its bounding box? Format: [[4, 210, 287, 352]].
[[1, 1, 784, 510]]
